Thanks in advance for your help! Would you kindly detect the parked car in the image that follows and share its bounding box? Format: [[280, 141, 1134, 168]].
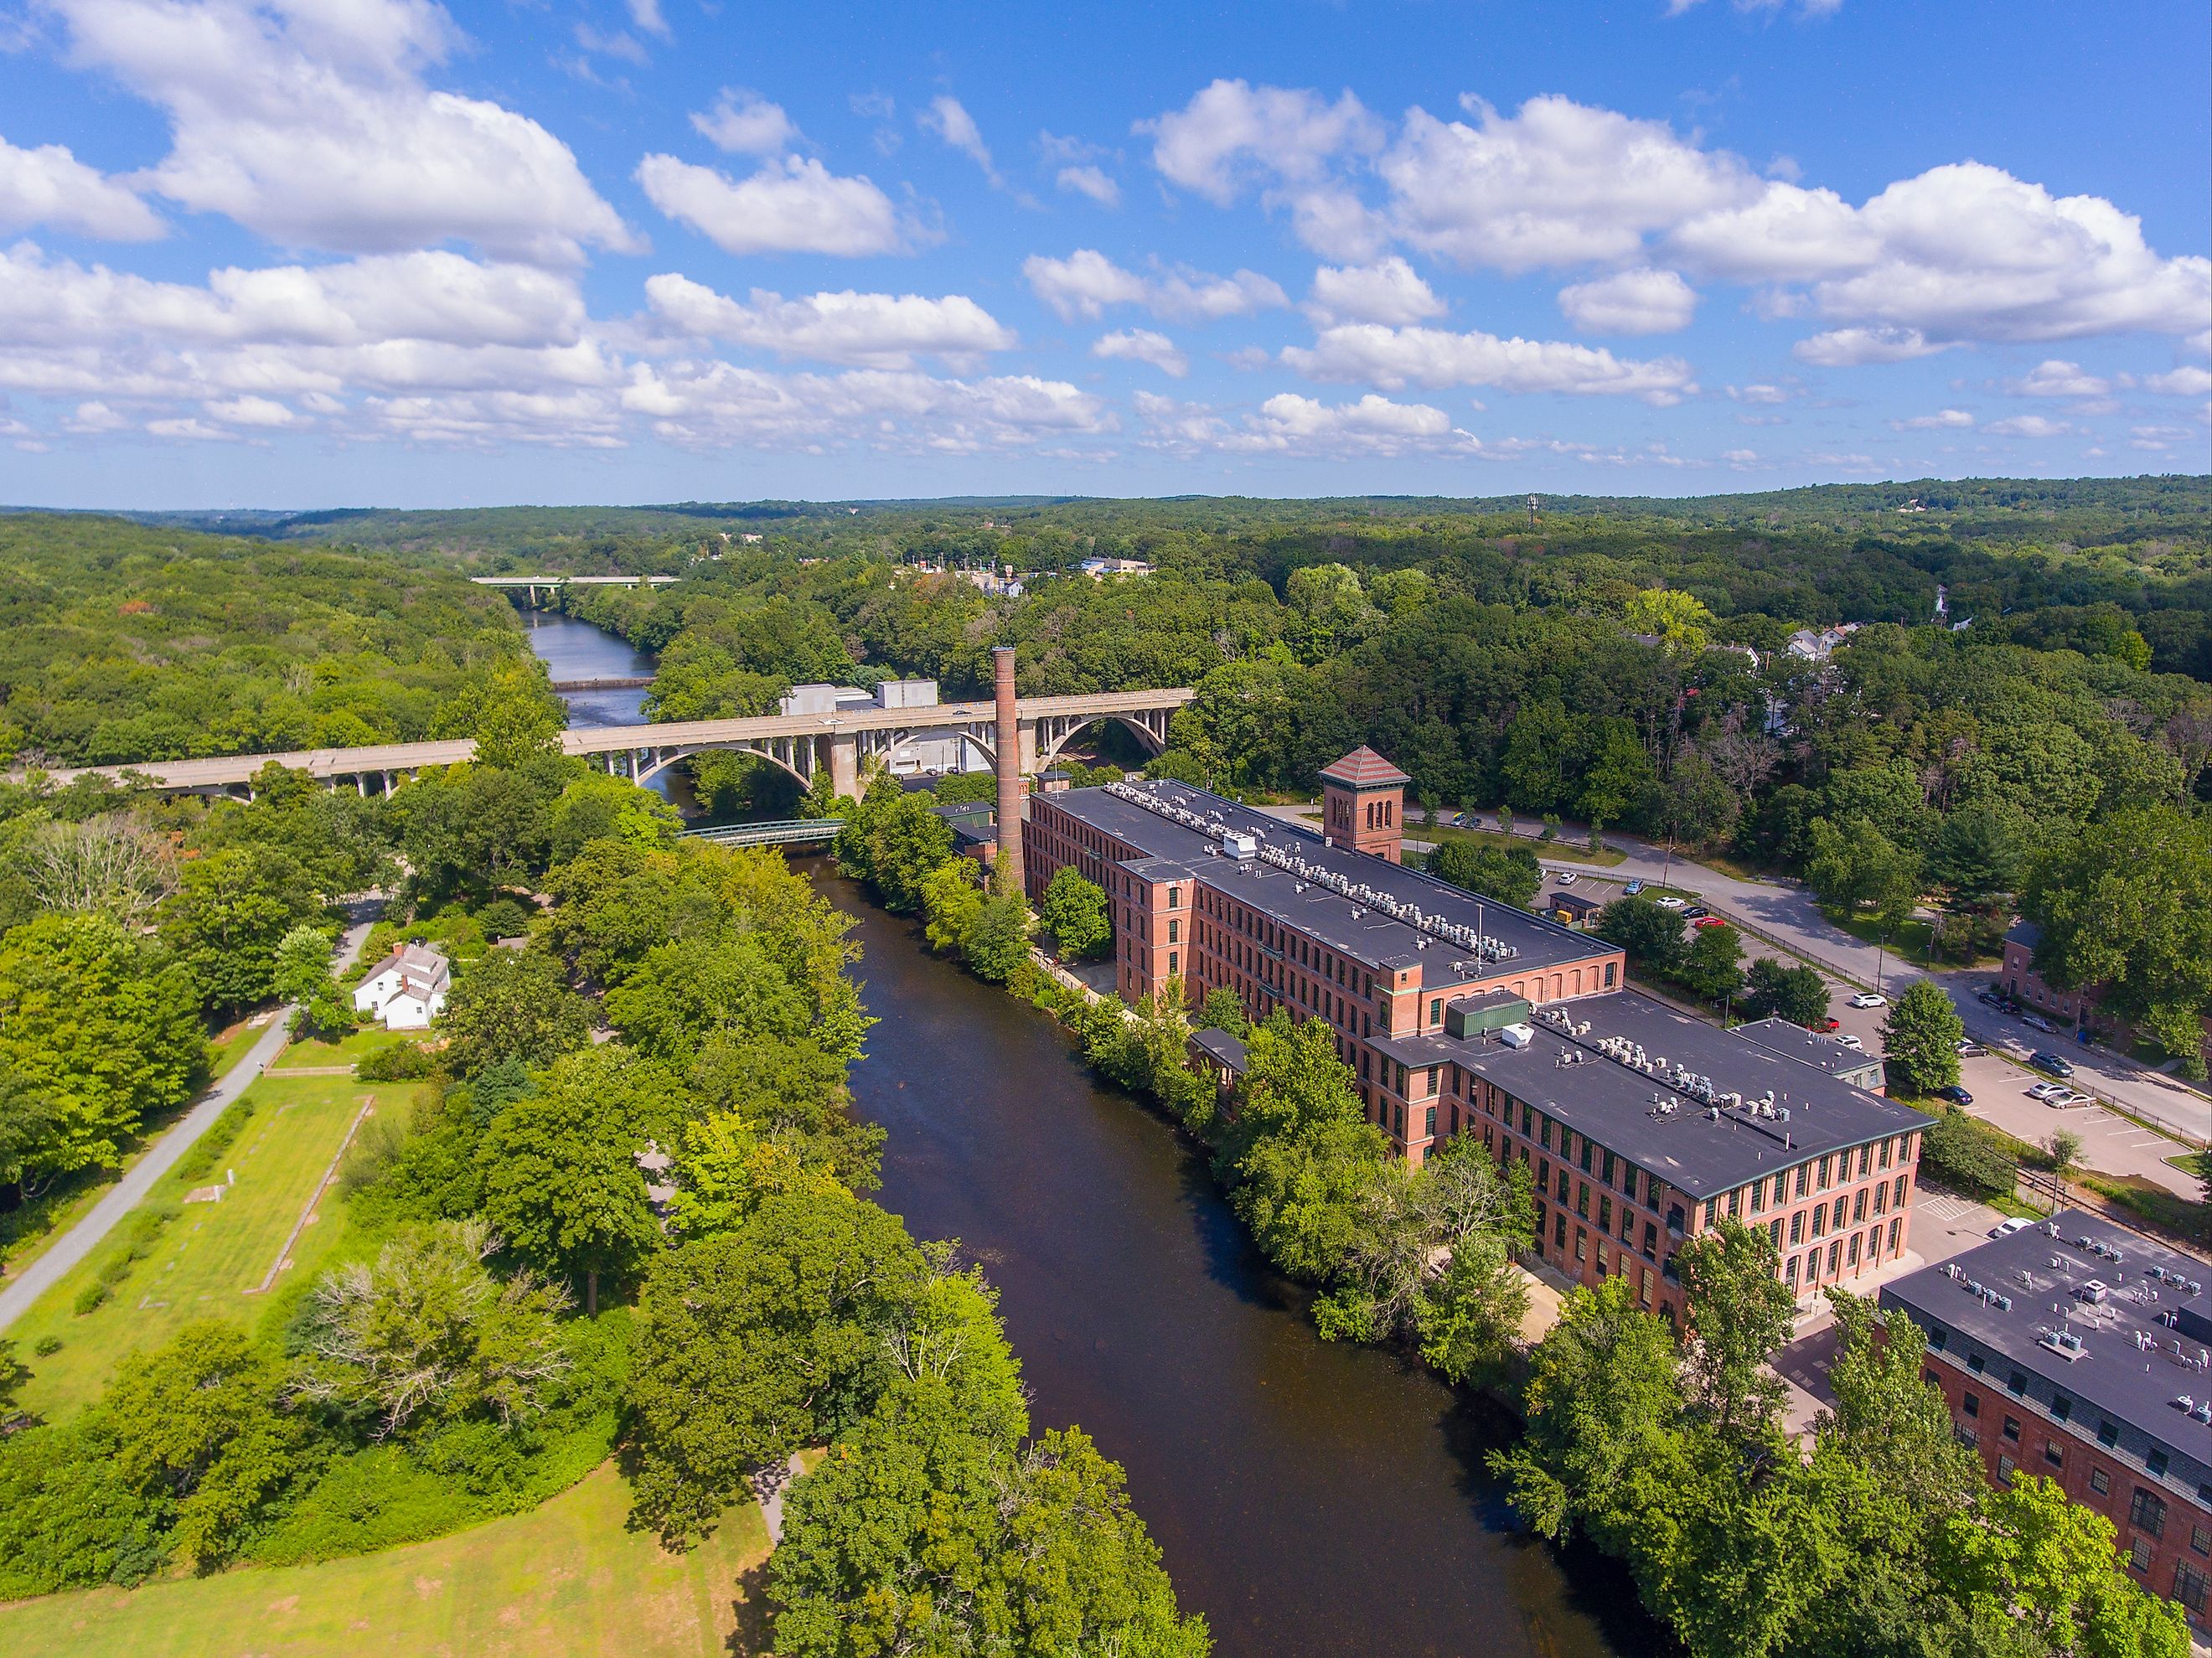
[[1956, 1040, 1987, 1057], [1691, 915, 1728, 930], [1989, 1217, 2034, 1239], [2029, 1050, 2075, 1078], [2023, 1013, 2054, 1034], [1623, 880, 1644, 895], [1654, 896, 1687, 911], [2046, 1090, 2087, 1108], [1936, 1085, 1973, 1105], [1556, 870, 1577, 885], [1977, 989, 2005, 1009], [2027, 1082, 2066, 1101], [1819, 1016, 1842, 1032], [1848, 991, 1888, 1010], [1836, 1033, 1864, 1050]]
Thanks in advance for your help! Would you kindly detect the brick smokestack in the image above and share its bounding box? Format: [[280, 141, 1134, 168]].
[[992, 646, 1024, 893]]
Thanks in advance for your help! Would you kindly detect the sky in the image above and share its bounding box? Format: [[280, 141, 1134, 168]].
[[0, 0, 2206, 509]]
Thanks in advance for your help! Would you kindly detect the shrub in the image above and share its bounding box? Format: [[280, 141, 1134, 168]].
[[355, 1041, 437, 1082], [1920, 1107, 2017, 1198], [473, 896, 532, 941], [173, 1098, 258, 1185], [72, 1283, 107, 1316], [32, 1335, 60, 1357]]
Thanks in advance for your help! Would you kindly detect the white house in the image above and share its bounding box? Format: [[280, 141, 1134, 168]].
[[353, 943, 451, 1030]]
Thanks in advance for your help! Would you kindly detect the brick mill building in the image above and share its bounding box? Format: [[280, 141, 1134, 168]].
[[1881, 1214, 2212, 1637], [1022, 752, 1929, 1312]]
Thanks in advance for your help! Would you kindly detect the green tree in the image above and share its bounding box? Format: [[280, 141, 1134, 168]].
[[1596, 896, 1687, 976], [628, 1188, 930, 1542], [1804, 814, 1922, 921], [476, 1048, 668, 1313], [1739, 957, 1831, 1027], [834, 787, 955, 914], [2022, 806, 2212, 1077], [1675, 923, 1744, 1006], [1920, 1107, 2017, 1198], [546, 772, 681, 864], [961, 892, 1031, 984], [1623, 587, 1716, 658], [1428, 839, 1542, 908], [159, 845, 322, 1015], [919, 858, 983, 956], [1881, 980, 1963, 1095], [0, 915, 205, 1179], [438, 948, 593, 1079], [1193, 986, 1248, 1036], [1038, 866, 1111, 959], [271, 923, 349, 1039], [291, 1216, 573, 1437], [1674, 1219, 1795, 1449]]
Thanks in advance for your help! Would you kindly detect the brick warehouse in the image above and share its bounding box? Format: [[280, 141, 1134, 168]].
[[1881, 1213, 2212, 1638], [1023, 755, 1929, 1310]]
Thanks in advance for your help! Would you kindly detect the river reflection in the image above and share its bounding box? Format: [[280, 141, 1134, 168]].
[[817, 865, 1656, 1658]]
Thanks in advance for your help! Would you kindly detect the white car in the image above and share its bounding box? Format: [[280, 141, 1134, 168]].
[[1956, 1040, 1987, 1057], [1835, 1033, 1864, 1050], [1989, 1217, 2034, 1239], [1653, 896, 1687, 911], [1848, 991, 1888, 1010], [2026, 1082, 2065, 1101], [1556, 870, 1577, 885], [2046, 1090, 2086, 1109]]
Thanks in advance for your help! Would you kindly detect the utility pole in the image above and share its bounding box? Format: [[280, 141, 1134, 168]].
[[1527, 493, 1540, 529]]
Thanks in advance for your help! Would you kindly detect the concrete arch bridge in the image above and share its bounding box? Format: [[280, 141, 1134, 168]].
[[23, 689, 1193, 799]]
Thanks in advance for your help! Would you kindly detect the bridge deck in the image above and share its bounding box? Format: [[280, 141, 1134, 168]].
[[21, 689, 1194, 791]]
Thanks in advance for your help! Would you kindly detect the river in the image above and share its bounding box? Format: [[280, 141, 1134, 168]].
[[821, 870, 1653, 1658], [529, 612, 1648, 1656]]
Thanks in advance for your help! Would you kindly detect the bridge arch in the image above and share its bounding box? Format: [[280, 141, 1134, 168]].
[[631, 741, 812, 791], [1036, 712, 1170, 772]]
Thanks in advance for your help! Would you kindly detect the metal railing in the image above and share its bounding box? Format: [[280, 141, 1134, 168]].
[[677, 819, 844, 847]]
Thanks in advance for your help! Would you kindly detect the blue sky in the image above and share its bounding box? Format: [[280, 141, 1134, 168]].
[[0, 0, 2204, 508]]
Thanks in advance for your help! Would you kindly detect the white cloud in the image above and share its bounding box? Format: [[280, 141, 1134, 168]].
[[204, 393, 298, 426], [638, 153, 907, 256], [1984, 414, 2072, 438], [625, 361, 1111, 452], [1091, 328, 1186, 377], [918, 96, 999, 184], [50, 0, 637, 263], [1889, 408, 1975, 431], [1134, 388, 1469, 458], [1141, 79, 1382, 205], [2127, 365, 2212, 396], [1021, 249, 1286, 323], [627, 0, 669, 39], [2128, 424, 2197, 452], [1729, 382, 1789, 404], [0, 135, 164, 240], [1056, 165, 1119, 207], [2006, 359, 2110, 397], [573, 23, 648, 66], [690, 91, 799, 157], [1380, 96, 1752, 274], [643, 274, 1016, 369], [1281, 322, 1696, 403], [1305, 257, 1444, 326], [1669, 182, 1874, 281], [145, 415, 234, 440], [1558, 267, 1698, 334], [1792, 325, 1946, 365], [1666, 0, 1844, 18]]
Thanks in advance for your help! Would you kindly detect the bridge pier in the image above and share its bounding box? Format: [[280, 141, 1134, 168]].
[[828, 732, 859, 801]]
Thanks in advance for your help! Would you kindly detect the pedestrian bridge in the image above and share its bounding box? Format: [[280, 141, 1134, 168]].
[[678, 819, 845, 848], [25, 687, 1196, 798]]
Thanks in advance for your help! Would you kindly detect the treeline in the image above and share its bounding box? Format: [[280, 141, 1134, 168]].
[[0, 736, 1205, 1649], [0, 515, 561, 767]]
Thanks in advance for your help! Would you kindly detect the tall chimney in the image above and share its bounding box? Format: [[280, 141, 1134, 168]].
[[992, 646, 1024, 893]]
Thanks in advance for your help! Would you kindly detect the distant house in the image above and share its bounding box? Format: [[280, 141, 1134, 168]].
[[1785, 625, 1860, 663], [1078, 556, 1155, 580], [353, 943, 451, 1030]]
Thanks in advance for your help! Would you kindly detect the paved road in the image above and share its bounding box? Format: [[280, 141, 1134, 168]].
[[0, 907, 380, 1335]]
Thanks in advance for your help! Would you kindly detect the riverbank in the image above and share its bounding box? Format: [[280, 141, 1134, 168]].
[[813, 862, 1651, 1658]]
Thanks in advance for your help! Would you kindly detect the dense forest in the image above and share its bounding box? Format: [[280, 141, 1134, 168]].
[[0, 516, 558, 767]]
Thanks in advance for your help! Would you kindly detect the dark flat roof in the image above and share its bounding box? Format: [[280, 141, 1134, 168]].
[[1881, 1212, 2212, 1502], [1731, 1017, 1887, 1085], [1046, 780, 1609, 980], [1190, 1028, 1249, 1072], [1377, 989, 1928, 1199]]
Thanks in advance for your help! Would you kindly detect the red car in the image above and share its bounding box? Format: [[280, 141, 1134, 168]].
[[1691, 915, 1729, 930], [1818, 1017, 1841, 1032]]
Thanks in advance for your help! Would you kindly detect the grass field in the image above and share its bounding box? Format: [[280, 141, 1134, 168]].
[[1295, 811, 1631, 866], [0, 1463, 773, 1658], [272, 1025, 396, 1070], [11, 1072, 409, 1418]]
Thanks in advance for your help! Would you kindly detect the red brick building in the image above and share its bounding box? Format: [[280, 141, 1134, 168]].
[[1881, 1215, 2212, 1637], [1023, 761, 1928, 1304]]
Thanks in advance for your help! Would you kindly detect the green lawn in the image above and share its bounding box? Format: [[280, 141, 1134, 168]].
[[0, 1463, 773, 1658], [205, 1015, 276, 1080], [271, 1025, 398, 1070], [11, 1072, 413, 1419], [1298, 811, 1631, 866]]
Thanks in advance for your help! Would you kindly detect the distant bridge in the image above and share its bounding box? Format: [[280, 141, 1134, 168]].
[[23, 688, 1195, 798], [474, 574, 680, 606], [679, 819, 844, 848], [550, 676, 654, 693]]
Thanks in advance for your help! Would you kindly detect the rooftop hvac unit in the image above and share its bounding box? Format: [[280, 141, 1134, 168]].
[[1498, 1023, 1535, 1049]]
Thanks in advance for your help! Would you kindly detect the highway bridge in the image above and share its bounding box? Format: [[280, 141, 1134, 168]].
[[23, 687, 1196, 798]]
